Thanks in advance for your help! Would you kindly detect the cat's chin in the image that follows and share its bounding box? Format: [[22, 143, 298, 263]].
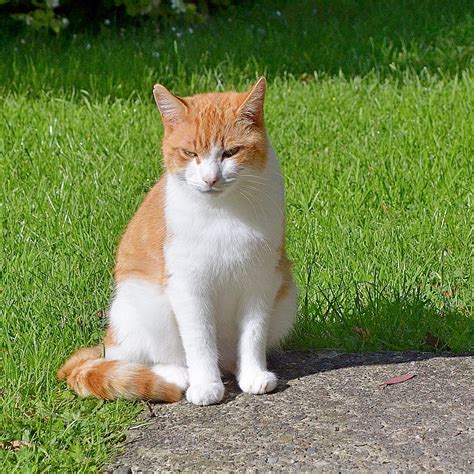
[[203, 188, 224, 195], [193, 186, 227, 196]]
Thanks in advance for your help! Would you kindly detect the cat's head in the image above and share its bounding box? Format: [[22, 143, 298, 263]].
[[153, 78, 267, 195]]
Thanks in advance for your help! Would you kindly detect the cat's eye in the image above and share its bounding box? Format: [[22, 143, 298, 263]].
[[183, 150, 198, 158], [222, 147, 241, 160]]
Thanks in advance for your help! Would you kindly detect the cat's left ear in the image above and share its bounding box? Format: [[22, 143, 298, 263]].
[[153, 84, 188, 127], [237, 77, 266, 127]]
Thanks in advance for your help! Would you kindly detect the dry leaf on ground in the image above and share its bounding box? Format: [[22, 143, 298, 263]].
[[382, 372, 416, 387], [1, 440, 33, 451]]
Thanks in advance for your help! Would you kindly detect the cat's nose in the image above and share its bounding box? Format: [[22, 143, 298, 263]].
[[203, 176, 218, 187]]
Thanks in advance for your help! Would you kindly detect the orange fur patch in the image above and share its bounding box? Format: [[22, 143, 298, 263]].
[[114, 176, 168, 285], [132, 367, 182, 402], [104, 326, 116, 347], [57, 346, 101, 380], [65, 358, 182, 402], [82, 359, 121, 399], [59, 349, 182, 402], [276, 250, 293, 302]]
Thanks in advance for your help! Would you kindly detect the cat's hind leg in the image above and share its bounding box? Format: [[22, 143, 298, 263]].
[[59, 277, 189, 401], [152, 364, 189, 391], [106, 278, 189, 389], [106, 278, 187, 369], [267, 278, 298, 348]]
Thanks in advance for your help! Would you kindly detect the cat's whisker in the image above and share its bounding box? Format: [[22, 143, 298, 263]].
[[240, 173, 270, 180], [241, 181, 273, 190], [239, 185, 283, 223], [239, 175, 271, 184], [241, 177, 268, 185], [238, 189, 259, 222], [239, 184, 261, 193]]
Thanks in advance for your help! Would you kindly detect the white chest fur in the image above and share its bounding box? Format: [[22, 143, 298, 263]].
[[164, 146, 285, 284]]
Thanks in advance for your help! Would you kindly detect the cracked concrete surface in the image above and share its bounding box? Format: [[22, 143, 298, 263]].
[[109, 351, 473, 472]]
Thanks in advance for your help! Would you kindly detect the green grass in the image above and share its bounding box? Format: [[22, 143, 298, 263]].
[[1, 0, 473, 97], [2, 0, 473, 471]]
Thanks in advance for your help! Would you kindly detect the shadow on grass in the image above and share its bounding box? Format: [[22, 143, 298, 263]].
[[214, 285, 473, 403], [1, 0, 473, 97], [289, 282, 473, 353]]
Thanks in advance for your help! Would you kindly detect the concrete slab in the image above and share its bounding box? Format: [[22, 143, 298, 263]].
[[109, 351, 473, 472]]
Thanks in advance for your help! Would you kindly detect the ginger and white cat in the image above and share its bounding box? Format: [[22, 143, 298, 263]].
[[58, 78, 297, 406]]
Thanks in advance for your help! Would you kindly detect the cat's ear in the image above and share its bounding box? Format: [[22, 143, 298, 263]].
[[237, 77, 266, 127], [153, 84, 188, 126]]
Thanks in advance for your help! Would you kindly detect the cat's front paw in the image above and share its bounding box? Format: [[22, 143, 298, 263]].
[[186, 382, 225, 406], [238, 370, 278, 395]]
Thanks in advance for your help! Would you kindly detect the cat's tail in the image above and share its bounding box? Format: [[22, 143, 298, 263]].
[[56, 346, 182, 402]]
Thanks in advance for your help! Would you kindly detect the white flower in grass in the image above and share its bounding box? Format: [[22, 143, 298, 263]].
[[171, 0, 186, 14], [62, 17, 69, 27], [104, 19, 111, 26], [151, 51, 160, 58], [47, 0, 60, 8]]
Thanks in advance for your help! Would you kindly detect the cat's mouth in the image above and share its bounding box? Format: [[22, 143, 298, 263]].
[[192, 179, 236, 195], [198, 186, 224, 194]]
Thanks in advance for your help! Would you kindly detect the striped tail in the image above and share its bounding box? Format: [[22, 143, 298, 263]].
[[57, 346, 182, 402]]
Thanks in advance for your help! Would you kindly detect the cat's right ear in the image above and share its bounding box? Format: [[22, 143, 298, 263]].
[[153, 84, 187, 127]]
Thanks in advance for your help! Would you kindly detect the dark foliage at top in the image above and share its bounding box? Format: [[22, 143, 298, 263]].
[[0, 0, 236, 32]]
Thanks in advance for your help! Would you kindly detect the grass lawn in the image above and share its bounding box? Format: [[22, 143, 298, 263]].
[[2, 0, 473, 470]]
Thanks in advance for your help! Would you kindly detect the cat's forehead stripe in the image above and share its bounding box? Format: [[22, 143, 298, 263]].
[[162, 89, 267, 172]]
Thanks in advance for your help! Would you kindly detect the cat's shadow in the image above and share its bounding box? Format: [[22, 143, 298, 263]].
[[217, 349, 469, 404]]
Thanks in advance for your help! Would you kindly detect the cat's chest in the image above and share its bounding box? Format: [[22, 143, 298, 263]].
[[166, 211, 273, 271], [163, 169, 283, 278]]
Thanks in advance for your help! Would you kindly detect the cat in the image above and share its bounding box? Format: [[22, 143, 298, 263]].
[[57, 77, 297, 406]]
